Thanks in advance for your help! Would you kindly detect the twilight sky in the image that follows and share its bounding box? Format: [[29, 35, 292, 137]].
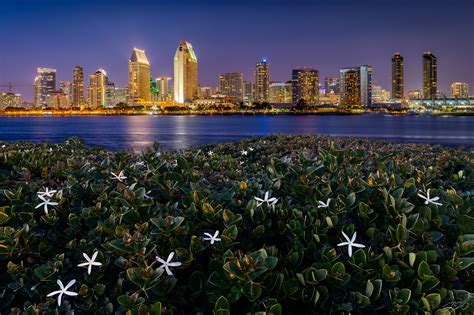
[[0, 0, 473, 102]]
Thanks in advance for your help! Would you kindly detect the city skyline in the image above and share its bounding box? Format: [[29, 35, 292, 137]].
[[1, 0, 472, 102]]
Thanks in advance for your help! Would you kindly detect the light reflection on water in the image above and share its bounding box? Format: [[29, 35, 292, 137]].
[[0, 114, 472, 151]]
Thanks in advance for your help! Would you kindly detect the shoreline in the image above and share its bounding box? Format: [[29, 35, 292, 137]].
[[0, 110, 472, 117]]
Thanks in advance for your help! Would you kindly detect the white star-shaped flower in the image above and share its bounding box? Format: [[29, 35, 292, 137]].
[[35, 195, 58, 215], [144, 190, 152, 200], [417, 189, 442, 206], [46, 279, 78, 306], [318, 198, 331, 208], [156, 252, 182, 276], [110, 171, 126, 182], [240, 161, 244, 165], [254, 191, 278, 207], [37, 187, 57, 198], [249, 147, 254, 151], [241, 150, 248, 156], [77, 251, 102, 275], [203, 231, 221, 244], [337, 231, 366, 257], [208, 150, 214, 156]]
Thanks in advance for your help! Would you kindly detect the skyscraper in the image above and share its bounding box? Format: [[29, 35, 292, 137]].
[[422, 52, 437, 99], [128, 48, 151, 103], [219, 72, 244, 101], [72, 66, 84, 106], [156, 77, 171, 99], [174, 40, 198, 103], [324, 77, 340, 96], [451, 82, 469, 98], [254, 58, 270, 103], [34, 67, 56, 106], [340, 69, 360, 109], [88, 68, 108, 108], [340, 66, 372, 108], [243, 81, 253, 104], [391, 53, 404, 100], [292, 68, 319, 106], [59, 81, 72, 105], [269, 82, 292, 104]]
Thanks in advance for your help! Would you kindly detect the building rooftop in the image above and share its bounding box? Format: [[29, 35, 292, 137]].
[[130, 48, 150, 65]]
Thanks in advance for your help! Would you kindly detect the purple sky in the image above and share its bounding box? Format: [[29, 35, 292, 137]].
[[1, 0, 473, 101]]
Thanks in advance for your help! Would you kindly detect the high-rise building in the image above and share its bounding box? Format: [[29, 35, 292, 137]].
[[72, 66, 84, 106], [88, 68, 108, 108], [128, 48, 151, 103], [199, 86, 214, 99], [243, 81, 253, 104], [34, 67, 56, 106], [47, 91, 69, 108], [113, 87, 128, 106], [340, 69, 360, 108], [391, 53, 404, 100], [156, 77, 171, 98], [422, 52, 437, 99], [174, 40, 198, 103], [254, 58, 270, 103], [105, 81, 116, 107], [269, 82, 292, 104], [219, 72, 244, 101], [292, 68, 319, 106], [340, 66, 372, 108], [59, 81, 72, 105], [324, 77, 340, 96], [451, 82, 469, 98], [0, 93, 21, 109]]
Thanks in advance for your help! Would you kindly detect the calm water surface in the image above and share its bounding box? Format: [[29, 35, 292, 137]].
[[0, 114, 472, 151]]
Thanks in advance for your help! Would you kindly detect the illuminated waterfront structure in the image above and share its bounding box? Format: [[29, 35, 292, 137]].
[[0, 92, 21, 109], [112, 87, 128, 106], [340, 69, 361, 109], [408, 90, 422, 100], [128, 48, 151, 103], [219, 72, 244, 101], [422, 52, 437, 99], [106, 81, 116, 107], [199, 86, 214, 99], [59, 81, 72, 105], [391, 53, 404, 100], [340, 65, 372, 108], [88, 68, 108, 108], [451, 82, 469, 98], [324, 77, 340, 96], [34, 67, 56, 106], [174, 40, 198, 103], [156, 77, 172, 100], [47, 91, 69, 108], [243, 81, 253, 104], [254, 58, 270, 102], [72, 66, 84, 106], [269, 82, 292, 104], [292, 68, 319, 106]]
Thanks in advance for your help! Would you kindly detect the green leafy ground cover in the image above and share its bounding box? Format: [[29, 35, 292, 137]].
[[0, 136, 472, 314]]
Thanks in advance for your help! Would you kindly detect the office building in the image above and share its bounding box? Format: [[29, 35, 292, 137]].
[[254, 58, 270, 102], [340, 65, 372, 108], [34, 67, 56, 106], [113, 87, 128, 106], [219, 72, 244, 101], [72, 66, 84, 106], [324, 77, 340, 96], [422, 52, 437, 99], [269, 82, 292, 104], [451, 82, 469, 98], [128, 48, 151, 103], [408, 89, 422, 100], [156, 77, 172, 100], [59, 81, 72, 105], [0, 92, 21, 109], [391, 53, 404, 99], [174, 40, 198, 103], [88, 68, 108, 108], [292, 68, 319, 105]]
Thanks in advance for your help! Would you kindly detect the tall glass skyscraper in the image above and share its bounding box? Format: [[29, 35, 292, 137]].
[[422, 52, 437, 99], [88, 68, 108, 108], [340, 65, 372, 108], [391, 53, 404, 100], [219, 73, 244, 101], [72, 66, 84, 106], [34, 67, 56, 106], [254, 58, 270, 103], [174, 40, 198, 103], [128, 48, 151, 103]]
